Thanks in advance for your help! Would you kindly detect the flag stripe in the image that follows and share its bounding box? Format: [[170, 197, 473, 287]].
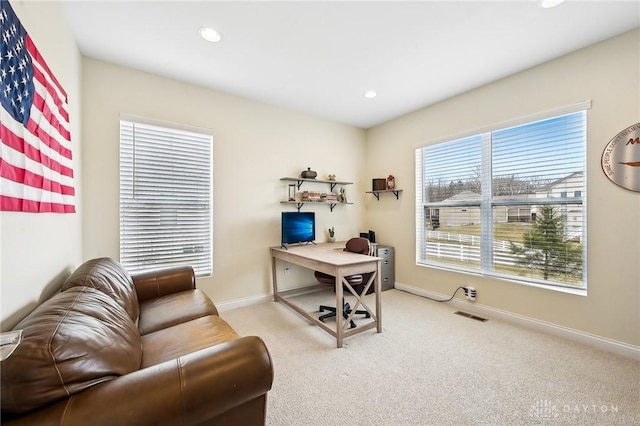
[[24, 99, 73, 158], [1, 175, 74, 205], [0, 160, 74, 196], [0, 195, 73, 213], [1, 129, 75, 189], [1, 108, 74, 173], [32, 62, 71, 135]]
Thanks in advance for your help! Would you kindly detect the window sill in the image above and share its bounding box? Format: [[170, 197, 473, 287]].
[[417, 262, 587, 296]]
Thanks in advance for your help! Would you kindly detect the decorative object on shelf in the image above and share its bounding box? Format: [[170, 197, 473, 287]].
[[307, 192, 322, 202], [302, 191, 309, 202], [288, 184, 296, 201], [339, 187, 347, 203], [386, 175, 396, 190], [328, 226, 336, 243], [327, 174, 336, 181], [601, 122, 640, 192], [372, 178, 386, 191], [301, 167, 317, 179]]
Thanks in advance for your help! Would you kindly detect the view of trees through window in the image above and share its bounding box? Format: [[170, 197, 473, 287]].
[[417, 109, 587, 289]]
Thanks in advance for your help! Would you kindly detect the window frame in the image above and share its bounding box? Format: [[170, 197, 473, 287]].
[[416, 102, 590, 293], [119, 116, 213, 277]]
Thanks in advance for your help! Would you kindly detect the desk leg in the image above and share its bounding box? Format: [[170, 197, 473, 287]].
[[336, 271, 344, 348], [271, 256, 278, 302], [376, 261, 382, 333]]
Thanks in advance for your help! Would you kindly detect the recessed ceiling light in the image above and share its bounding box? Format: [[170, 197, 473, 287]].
[[364, 90, 377, 99], [539, 0, 566, 8], [199, 27, 222, 43]]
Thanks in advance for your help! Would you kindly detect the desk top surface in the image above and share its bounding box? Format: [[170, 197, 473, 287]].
[[271, 241, 381, 266]]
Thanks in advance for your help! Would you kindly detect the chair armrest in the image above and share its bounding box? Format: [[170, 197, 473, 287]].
[[3, 336, 273, 426], [132, 265, 196, 302]]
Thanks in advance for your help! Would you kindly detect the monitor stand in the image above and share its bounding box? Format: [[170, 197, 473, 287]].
[[280, 241, 317, 250]]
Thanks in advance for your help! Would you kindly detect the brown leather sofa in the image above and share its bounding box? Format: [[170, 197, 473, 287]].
[[1, 257, 273, 425]]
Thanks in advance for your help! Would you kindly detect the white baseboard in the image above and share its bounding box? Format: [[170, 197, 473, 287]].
[[394, 282, 640, 361], [216, 293, 273, 312], [216, 284, 323, 313]]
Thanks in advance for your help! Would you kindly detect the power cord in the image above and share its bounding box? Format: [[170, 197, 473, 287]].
[[420, 286, 466, 303]]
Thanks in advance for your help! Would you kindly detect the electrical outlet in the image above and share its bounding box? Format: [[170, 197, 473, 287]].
[[464, 286, 477, 301]]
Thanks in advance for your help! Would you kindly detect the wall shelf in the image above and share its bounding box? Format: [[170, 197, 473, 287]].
[[280, 200, 353, 212], [280, 177, 353, 191], [281, 177, 353, 212], [366, 189, 403, 200]]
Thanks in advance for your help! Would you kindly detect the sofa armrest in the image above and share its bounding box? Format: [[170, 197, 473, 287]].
[[2, 336, 274, 426], [132, 265, 196, 302]]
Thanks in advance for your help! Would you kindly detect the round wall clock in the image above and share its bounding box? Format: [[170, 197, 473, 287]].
[[601, 123, 640, 192]]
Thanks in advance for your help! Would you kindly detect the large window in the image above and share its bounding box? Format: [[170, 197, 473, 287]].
[[416, 105, 588, 290], [120, 118, 213, 277]]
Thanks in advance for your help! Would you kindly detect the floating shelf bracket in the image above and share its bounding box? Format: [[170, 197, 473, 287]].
[[368, 189, 402, 200]]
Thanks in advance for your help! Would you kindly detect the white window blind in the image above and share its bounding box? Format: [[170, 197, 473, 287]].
[[119, 119, 213, 277], [416, 108, 587, 290]]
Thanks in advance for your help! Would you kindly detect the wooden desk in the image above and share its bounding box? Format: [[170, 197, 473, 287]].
[[270, 242, 382, 348]]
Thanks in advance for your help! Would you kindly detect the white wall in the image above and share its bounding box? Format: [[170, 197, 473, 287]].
[[81, 58, 366, 304], [365, 29, 640, 347], [0, 1, 83, 329]]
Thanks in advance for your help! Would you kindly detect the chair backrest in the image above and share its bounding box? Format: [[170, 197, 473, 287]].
[[315, 237, 370, 286], [344, 237, 370, 255]]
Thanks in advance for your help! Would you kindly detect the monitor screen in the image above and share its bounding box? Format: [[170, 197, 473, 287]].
[[281, 212, 315, 246]]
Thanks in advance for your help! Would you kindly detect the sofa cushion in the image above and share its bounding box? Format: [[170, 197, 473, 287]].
[[138, 289, 218, 335], [140, 315, 239, 367], [61, 257, 139, 322], [1, 287, 142, 414]]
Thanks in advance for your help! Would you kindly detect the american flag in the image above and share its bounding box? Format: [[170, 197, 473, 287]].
[[0, 0, 75, 213]]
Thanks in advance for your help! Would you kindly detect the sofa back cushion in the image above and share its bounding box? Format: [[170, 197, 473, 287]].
[[61, 257, 139, 322], [1, 287, 142, 414]]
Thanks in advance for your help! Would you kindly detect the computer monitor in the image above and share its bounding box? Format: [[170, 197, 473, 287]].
[[281, 212, 315, 247]]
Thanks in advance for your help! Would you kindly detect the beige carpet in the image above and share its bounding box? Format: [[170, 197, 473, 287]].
[[222, 289, 640, 425]]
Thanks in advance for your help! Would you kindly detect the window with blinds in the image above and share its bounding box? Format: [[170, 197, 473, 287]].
[[119, 119, 213, 277], [416, 106, 587, 290]]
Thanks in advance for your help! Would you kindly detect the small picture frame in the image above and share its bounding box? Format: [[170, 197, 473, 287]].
[[372, 178, 386, 191], [386, 175, 396, 190]]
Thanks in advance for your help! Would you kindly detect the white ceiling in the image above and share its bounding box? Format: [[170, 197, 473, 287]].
[[62, 1, 640, 129]]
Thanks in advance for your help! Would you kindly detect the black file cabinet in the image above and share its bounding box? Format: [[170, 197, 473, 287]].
[[374, 245, 394, 291]]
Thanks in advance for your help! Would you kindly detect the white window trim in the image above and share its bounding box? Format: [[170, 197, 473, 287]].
[[415, 101, 591, 294], [119, 115, 213, 277], [414, 100, 592, 149]]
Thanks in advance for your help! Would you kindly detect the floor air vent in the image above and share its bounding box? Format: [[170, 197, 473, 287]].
[[454, 311, 488, 322]]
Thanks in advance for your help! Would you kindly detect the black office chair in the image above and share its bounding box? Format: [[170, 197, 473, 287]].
[[315, 237, 372, 329]]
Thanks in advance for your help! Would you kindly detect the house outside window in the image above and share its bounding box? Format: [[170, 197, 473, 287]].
[[119, 118, 213, 277], [416, 104, 588, 290]]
